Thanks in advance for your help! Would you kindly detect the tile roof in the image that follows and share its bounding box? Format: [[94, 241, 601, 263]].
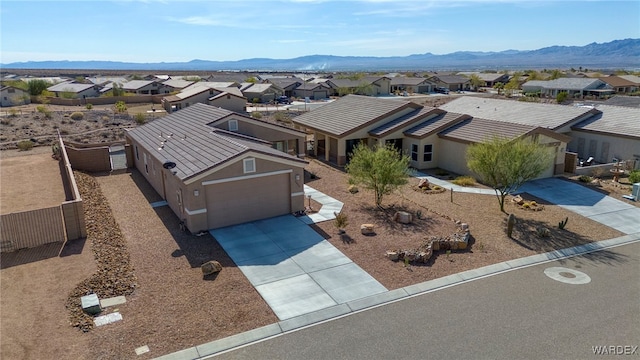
[[369, 107, 441, 136], [539, 78, 606, 90], [603, 95, 640, 108], [439, 96, 599, 130], [122, 80, 155, 90], [456, 72, 508, 82], [295, 82, 329, 91], [389, 77, 434, 86], [126, 103, 305, 181], [572, 105, 640, 139], [292, 94, 416, 136], [241, 83, 280, 93], [618, 75, 640, 84], [266, 77, 303, 89], [404, 112, 470, 138], [430, 75, 470, 84], [438, 117, 537, 143], [162, 79, 195, 89], [599, 76, 638, 87], [47, 82, 97, 93]]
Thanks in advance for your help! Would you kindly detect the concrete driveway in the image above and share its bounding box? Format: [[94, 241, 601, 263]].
[[210, 215, 387, 320], [517, 178, 640, 235]]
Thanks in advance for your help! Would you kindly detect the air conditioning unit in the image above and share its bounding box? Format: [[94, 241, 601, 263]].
[[633, 183, 640, 201]]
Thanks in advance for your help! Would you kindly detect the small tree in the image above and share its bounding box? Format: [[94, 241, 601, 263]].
[[468, 74, 484, 91], [466, 136, 553, 212], [493, 82, 504, 95], [27, 79, 49, 96], [115, 101, 127, 113], [345, 143, 412, 207], [556, 91, 569, 103], [111, 83, 125, 97]]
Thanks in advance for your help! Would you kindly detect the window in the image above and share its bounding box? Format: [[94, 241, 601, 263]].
[[423, 144, 433, 162], [135, 145, 139, 160], [8, 88, 15, 93], [228, 119, 238, 131], [411, 144, 418, 161], [243, 158, 256, 173], [209, 89, 214, 95], [143, 153, 148, 174]]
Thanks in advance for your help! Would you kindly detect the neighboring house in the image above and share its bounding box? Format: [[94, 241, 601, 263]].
[[599, 76, 639, 94], [325, 76, 391, 96], [162, 78, 196, 92], [568, 105, 640, 167], [292, 94, 454, 167], [292, 82, 330, 100], [428, 75, 471, 91], [122, 80, 171, 95], [46, 82, 102, 98], [521, 78, 613, 98], [265, 77, 303, 97], [86, 76, 129, 85], [0, 86, 30, 107], [126, 103, 307, 231], [162, 82, 246, 113], [438, 117, 571, 178], [240, 83, 283, 103], [457, 72, 510, 87], [389, 77, 437, 94], [293, 95, 601, 178], [618, 75, 640, 87]]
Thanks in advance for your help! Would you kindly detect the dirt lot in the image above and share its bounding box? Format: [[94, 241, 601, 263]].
[[0, 151, 67, 213]]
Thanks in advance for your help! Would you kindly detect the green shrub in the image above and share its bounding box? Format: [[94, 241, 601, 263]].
[[17, 140, 34, 151], [36, 105, 47, 113], [333, 211, 348, 231], [451, 176, 476, 187], [250, 111, 262, 119], [578, 175, 593, 183], [629, 170, 640, 184], [114, 101, 127, 113], [70, 112, 84, 120], [8, 109, 18, 117], [85, 103, 93, 110], [274, 111, 290, 123], [134, 113, 146, 125]]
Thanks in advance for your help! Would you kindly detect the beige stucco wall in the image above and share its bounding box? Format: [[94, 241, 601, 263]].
[[437, 140, 471, 176], [209, 96, 246, 113], [404, 135, 440, 170], [568, 130, 640, 164]]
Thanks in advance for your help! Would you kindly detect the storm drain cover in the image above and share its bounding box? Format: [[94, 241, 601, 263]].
[[544, 267, 591, 285]]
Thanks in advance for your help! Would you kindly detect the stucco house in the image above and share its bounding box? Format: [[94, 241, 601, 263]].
[[240, 83, 284, 103], [162, 78, 196, 92], [265, 77, 303, 97], [568, 105, 640, 167], [599, 76, 639, 94], [428, 75, 471, 91], [389, 77, 436, 94], [123, 80, 171, 95], [325, 76, 391, 96], [126, 103, 308, 232], [457, 72, 510, 87], [162, 82, 246, 113], [292, 82, 330, 100], [293, 95, 601, 178], [46, 82, 102, 99], [1, 86, 30, 107], [521, 78, 614, 98]]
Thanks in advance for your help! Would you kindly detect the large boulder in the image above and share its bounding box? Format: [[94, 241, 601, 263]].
[[394, 211, 413, 224], [361, 224, 375, 235]]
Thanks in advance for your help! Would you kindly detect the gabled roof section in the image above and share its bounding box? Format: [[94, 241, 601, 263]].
[[126, 103, 305, 182], [296, 82, 329, 91], [266, 77, 303, 89], [599, 76, 638, 87], [369, 107, 442, 137], [292, 94, 418, 137], [429, 75, 470, 84], [541, 78, 606, 90], [603, 95, 640, 108], [571, 105, 640, 139], [618, 75, 640, 85], [208, 89, 246, 101], [439, 96, 600, 130], [240, 83, 282, 93], [212, 112, 306, 136], [389, 77, 435, 86], [162, 78, 195, 89], [438, 117, 537, 144], [404, 112, 471, 139], [47, 82, 97, 93], [122, 80, 156, 90]]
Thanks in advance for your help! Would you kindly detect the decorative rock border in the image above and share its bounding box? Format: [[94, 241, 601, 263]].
[[386, 223, 471, 264]]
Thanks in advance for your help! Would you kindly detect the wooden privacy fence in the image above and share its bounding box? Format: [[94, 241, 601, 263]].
[[0, 206, 66, 252]]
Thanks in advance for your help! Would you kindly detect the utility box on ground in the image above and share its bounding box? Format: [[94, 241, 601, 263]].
[[81, 293, 102, 315]]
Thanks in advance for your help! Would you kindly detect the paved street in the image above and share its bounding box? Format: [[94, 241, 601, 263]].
[[211, 242, 640, 360]]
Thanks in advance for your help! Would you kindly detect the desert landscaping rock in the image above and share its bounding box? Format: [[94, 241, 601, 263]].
[[394, 211, 413, 224], [360, 224, 375, 235], [65, 171, 137, 332], [201, 260, 223, 276]]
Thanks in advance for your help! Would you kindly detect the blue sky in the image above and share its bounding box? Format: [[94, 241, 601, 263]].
[[1, 0, 638, 63]]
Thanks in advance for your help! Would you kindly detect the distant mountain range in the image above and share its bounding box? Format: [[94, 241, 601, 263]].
[[2, 39, 639, 72]]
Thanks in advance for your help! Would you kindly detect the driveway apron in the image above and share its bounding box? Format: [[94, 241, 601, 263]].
[[517, 178, 640, 234], [210, 215, 387, 320]]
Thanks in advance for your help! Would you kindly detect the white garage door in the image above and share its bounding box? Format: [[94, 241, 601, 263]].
[[206, 173, 291, 229]]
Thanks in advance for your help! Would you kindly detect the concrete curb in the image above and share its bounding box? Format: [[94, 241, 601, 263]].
[[154, 232, 640, 360]]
